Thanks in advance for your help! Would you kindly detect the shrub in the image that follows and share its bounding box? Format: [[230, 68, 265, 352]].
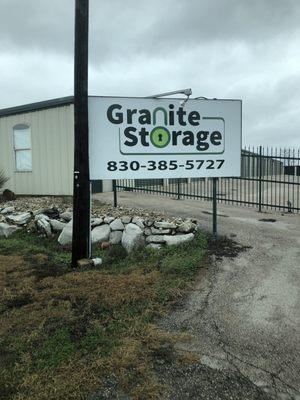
[[0, 169, 8, 189]]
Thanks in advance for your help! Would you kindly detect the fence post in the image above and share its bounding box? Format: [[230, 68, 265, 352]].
[[212, 178, 218, 239], [177, 179, 181, 200], [258, 145, 262, 212], [113, 179, 117, 208]]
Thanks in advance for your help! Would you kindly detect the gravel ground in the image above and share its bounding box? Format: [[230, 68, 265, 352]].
[[0, 195, 170, 221], [155, 363, 273, 400], [94, 191, 300, 400]]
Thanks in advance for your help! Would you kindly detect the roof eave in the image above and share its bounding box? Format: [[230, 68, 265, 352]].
[[0, 96, 74, 118]]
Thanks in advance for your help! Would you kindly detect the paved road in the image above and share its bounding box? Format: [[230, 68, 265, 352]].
[[94, 192, 300, 400]]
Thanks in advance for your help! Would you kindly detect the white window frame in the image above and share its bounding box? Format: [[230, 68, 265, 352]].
[[13, 124, 32, 172]]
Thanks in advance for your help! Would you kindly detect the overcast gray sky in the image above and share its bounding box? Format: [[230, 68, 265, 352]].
[[0, 0, 299, 147]]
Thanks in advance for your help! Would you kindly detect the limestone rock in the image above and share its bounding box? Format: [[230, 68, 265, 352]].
[[144, 228, 152, 236], [92, 258, 102, 267], [122, 223, 145, 253], [0, 222, 20, 237], [154, 221, 176, 229], [177, 221, 196, 233], [58, 221, 73, 246], [1, 206, 15, 215], [121, 215, 131, 224], [109, 230, 123, 245], [132, 216, 144, 229], [146, 235, 166, 244], [104, 216, 115, 224], [91, 217, 103, 227], [147, 243, 162, 250], [33, 208, 46, 217], [110, 218, 125, 231], [50, 219, 66, 232], [35, 213, 49, 222], [145, 219, 154, 227], [164, 233, 194, 246], [91, 224, 110, 245], [36, 217, 52, 237], [6, 212, 31, 225], [60, 211, 73, 221], [151, 227, 171, 235]]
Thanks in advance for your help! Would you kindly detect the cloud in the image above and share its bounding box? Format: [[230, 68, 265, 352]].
[[0, 50, 73, 105], [0, 0, 74, 54], [0, 0, 299, 147]]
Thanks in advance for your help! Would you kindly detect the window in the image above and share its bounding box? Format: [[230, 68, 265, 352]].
[[13, 124, 32, 171]]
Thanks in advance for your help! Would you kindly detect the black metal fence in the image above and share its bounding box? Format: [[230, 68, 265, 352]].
[[116, 147, 300, 213]]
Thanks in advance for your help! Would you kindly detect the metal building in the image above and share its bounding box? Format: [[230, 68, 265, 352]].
[[0, 97, 110, 195]]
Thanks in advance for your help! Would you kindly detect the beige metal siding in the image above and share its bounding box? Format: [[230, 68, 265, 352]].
[[0, 105, 74, 195]]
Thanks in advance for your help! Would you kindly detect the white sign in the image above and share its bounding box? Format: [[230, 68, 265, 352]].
[[89, 96, 242, 180]]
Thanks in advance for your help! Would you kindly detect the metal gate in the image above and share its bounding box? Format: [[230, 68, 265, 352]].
[[116, 146, 300, 213]]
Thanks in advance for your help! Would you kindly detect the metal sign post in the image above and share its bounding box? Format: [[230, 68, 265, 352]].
[[71, 0, 91, 268], [212, 177, 218, 239], [112, 179, 117, 207]]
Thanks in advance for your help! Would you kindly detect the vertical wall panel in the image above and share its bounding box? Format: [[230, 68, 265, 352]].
[[0, 104, 74, 195]]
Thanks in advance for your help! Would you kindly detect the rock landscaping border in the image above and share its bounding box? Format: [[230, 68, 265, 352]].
[[0, 197, 198, 254]]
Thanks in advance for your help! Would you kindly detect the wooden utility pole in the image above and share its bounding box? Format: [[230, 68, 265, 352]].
[[72, 0, 91, 268]]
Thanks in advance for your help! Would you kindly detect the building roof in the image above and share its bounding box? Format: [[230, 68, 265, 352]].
[[0, 96, 74, 118]]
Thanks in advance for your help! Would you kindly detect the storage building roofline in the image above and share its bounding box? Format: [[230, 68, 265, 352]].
[[0, 96, 74, 118]]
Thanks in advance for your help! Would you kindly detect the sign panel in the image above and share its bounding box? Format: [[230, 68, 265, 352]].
[[89, 96, 242, 180]]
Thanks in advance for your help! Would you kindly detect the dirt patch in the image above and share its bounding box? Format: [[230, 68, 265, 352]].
[[259, 218, 277, 223], [26, 253, 70, 281], [3, 293, 33, 310], [207, 236, 251, 260]]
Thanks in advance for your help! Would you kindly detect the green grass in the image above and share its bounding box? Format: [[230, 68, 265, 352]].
[[35, 328, 76, 370], [81, 324, 120, 355], [0, 229, 59, 254], [0, 230, 207, 400]]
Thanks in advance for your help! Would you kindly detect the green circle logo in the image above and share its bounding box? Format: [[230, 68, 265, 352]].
[[150, 126, 170, 148]]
